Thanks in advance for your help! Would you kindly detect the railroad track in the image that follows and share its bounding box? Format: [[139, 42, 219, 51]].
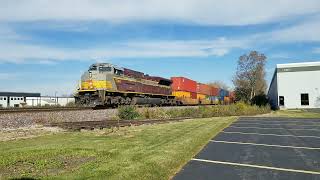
[[0, 107, 93, 113], [46, 117, 191, 131]]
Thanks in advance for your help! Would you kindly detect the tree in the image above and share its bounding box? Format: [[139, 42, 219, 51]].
[[233, 51, 267, 102], [207, 80, 230, 90]]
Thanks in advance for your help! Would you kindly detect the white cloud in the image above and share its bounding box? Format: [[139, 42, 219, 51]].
[[268, 16, 320, 42], [313, 47, 320, 54], [0, 37, 249, 63], [1, 0, 320, 25]]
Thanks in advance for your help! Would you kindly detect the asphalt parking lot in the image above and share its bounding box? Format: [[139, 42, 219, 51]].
[[174, 117, 320, 180]]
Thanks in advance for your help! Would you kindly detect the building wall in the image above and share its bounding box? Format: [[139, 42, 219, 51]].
[[8, 97, 24, 107], [0, 96, 8, 108], [277, 70, 320, 109], [267, 71, 278, 109]]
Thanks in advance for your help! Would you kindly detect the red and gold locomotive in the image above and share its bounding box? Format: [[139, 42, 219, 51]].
[[75, 63, 233, 107], [75, 63, 176, 107]]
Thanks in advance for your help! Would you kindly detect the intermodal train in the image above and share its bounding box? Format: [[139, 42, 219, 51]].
[[75, 63, 234, 107]]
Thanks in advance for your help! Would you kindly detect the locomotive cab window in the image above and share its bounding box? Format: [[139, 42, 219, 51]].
[[114, 69, 124, 76], [89, 66, 97, 71], [99, 66, 112, 72], [301, 93, 309, 106]]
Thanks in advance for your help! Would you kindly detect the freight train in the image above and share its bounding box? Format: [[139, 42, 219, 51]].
[[75, 63, 234, 107]]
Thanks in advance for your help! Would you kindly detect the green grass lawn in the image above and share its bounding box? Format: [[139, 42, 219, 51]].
[[264, 109, 320, 118], [0, 117, 236, 179]]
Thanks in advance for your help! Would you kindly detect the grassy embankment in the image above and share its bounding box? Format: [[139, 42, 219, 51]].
[[0, 117, 236, 179], [262, 109, 320, 118]]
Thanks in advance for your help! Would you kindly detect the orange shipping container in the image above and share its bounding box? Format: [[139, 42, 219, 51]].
[[196, 83, 211, 95]]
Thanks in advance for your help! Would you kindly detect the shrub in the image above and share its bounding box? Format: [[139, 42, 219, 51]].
[[139, 107, 170, 119], [251, 94, 269, 107], [116, 104, 271, 120], [117, 106, 140, 120]]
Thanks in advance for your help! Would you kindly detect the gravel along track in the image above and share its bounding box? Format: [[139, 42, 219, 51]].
[[0, 109, 117, 129], [0, 106, 202, 129], [0, 107, 92, 114], [45, 117, 189, 131]]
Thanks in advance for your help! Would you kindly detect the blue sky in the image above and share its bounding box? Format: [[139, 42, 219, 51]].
[[0, 0, 320, 96]]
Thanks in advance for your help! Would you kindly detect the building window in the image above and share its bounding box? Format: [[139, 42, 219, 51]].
[[4, 98, 6, 100], [301, 93, 309, 106], [0, 97, 2, 100], [279, 96, 284, 106], [11, 98, 13, 100]]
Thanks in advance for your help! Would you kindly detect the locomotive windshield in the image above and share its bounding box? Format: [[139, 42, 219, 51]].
[[99, 66, 112, 72], [89, 65, 97, 71]]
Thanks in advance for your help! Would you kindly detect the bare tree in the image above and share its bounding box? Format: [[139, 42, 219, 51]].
[[233, 51, 267, 102], [207, 80, 230, 90]]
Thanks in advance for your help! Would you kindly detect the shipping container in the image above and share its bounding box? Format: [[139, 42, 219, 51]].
[[224, 96, 230, 104], [172, 91, 191, 98], [210, 87, 220, 96], [190, 92, 197, 99], [218, 96, 225, 101], [196, 93, 206, 100], [179, 98, 198, 105], [208, 96, 219, 104], [196, 83, 211, 95], [201, 99, 211, 104], [219, 89, 229, 97], [171, 77, 197, 93]]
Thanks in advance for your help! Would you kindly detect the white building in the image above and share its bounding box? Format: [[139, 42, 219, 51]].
[[268, 61, 320, 109], [0, 92, 75, 108], [26, 96, 75, 107], [0, 92, 40, 108]]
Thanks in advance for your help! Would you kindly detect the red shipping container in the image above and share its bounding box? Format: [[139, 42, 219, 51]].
[[210, 87, 220, 96], [190, 92, 197, 99], [171, 77, 197, 93], [196, 83, 211, 95]]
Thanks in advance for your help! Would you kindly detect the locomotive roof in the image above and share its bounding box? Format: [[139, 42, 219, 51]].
[[0, 92, 41, 97], [90, 63, 124, 70]]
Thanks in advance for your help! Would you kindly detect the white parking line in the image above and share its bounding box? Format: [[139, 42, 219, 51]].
[[210, 140, 320, 150], [222, 131, 320, 139], [192, 158, 320, 175], [233, 122, 320, 127], [229, 126, 320, 131], [237, 121, 320, 124]]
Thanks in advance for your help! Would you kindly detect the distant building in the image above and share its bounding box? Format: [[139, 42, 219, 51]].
[[0, 92, 75, 108], [268, 62, 320, 109], [0, 92, 40, 108], [26, 96, 75, 107]]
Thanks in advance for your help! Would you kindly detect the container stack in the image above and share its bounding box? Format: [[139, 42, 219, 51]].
[[171, 76, 232, 105], [219, 89, 230, 104], [196, 83, 211, 104], [171, 77, 198, 104], [209, 87, 220, 104]]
